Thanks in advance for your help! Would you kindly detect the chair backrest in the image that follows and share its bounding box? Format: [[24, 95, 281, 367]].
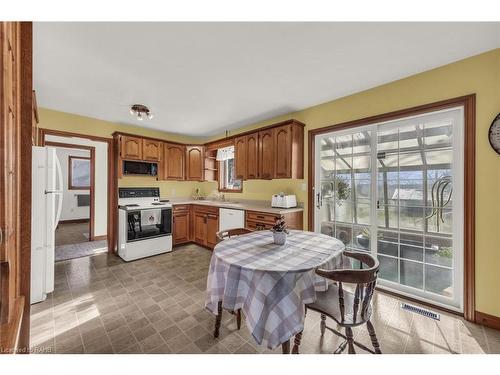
[[216, 227, 252, 242], [316, 251, 379, 324]]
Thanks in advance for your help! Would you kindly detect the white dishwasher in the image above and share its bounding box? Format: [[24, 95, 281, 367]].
[[219, 208, 245, 231]]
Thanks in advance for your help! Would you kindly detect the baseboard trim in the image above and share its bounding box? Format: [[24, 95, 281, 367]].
[[59, 218, 90, 224], [93, 235, 107, 241], [475, 311, 500, 330]]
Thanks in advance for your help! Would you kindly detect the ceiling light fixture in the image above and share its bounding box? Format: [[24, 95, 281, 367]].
[[129, 104, 154, 121]]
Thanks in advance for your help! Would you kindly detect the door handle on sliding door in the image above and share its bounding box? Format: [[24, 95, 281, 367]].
[[316, 192, 321, 209]]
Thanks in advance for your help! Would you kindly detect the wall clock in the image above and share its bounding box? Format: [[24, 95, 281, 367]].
[[488, 113, 500, 155]]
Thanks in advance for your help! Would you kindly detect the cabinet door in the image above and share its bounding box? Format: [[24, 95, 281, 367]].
[[164, 143, 185, 180], [206, 213, 219, 249], [246, 133, 259, 179], [193, 212, 207, 245], [274, 124, 292, 178], [186, 146, 204, 181], [173, 211, 189, 245], [143, 139, 161, 161], [234, 136, 247, 180], [121, 136, 143, 160], [258, 128, 274, 179]]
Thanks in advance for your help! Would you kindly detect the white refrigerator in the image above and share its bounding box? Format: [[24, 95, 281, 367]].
[[31, 146, 63, 304]]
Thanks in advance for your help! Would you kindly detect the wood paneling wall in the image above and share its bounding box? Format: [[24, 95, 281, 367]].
[[0, 21, 32, 354]]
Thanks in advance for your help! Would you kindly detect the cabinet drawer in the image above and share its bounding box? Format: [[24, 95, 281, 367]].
[[173, 204, 190, 212], [192, 205, 219, 215], [246, 220, 274, 231], [246, 211, 279, 224]]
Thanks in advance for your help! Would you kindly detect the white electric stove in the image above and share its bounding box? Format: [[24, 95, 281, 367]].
[[118, 187, 172, 261]]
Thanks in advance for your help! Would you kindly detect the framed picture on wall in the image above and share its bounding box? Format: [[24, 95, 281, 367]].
[[68, 156, 90, 190]]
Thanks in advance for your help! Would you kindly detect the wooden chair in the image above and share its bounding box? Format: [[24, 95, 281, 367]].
[[293, 250, 382, 354], [213, 227, 252, 338]]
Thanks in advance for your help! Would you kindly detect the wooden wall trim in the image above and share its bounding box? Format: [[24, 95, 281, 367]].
[[40, 128, 112, 144], [59, 218, 89, 224], [0, 297, 24, 353], [475, 311, 500, 331], [308, 94, 476, 322], [18, 21, 33, 354]]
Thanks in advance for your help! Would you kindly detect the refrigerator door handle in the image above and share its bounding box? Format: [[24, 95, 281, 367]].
[[53, 154, 64, 229], [45, 190, 63, 194]]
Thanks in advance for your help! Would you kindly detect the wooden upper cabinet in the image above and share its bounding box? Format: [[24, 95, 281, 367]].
[[234, 136, 247, 180], [186, 146, 204, 181], [164, 143, 185, 180], [142, 139, 161, 161], [121, 136, 143, 160], [274, 124, 292, 178], [246, 133, 259, 179], [258, 128, 274, 180], [274, 122, 304, 179]]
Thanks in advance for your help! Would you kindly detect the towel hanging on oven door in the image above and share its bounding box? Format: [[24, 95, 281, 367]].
[[140, 209, 161, 226]]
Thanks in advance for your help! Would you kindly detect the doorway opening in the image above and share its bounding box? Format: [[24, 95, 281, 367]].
[[42, 135, 110, 261]]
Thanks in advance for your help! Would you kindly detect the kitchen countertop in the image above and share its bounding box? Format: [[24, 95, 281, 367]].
[[165, 198, 304, 215]]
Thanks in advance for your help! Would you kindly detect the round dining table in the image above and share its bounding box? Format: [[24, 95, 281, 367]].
[[205, 229, 346, 352]]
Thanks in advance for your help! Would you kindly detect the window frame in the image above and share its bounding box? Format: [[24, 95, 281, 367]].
[[218, 158, 243, 193], [68, 155, 91, 190]]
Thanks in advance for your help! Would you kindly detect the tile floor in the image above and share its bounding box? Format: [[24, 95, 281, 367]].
[[30, 244, 500, 354], [55, 222, 107, 262], [56, 222, 90, 246], [55, 240, 108, 262]]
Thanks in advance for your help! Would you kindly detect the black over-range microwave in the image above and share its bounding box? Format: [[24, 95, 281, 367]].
[[123, 160, 158, 176]]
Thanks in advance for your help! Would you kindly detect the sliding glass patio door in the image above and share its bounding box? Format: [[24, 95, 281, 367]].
[[314, 107, 464, 311]]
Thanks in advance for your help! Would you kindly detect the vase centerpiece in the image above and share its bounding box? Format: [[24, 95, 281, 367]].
[[271, 216, 289, 245]]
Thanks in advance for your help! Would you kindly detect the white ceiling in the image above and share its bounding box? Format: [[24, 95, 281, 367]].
[[34, 22, 500, 137]]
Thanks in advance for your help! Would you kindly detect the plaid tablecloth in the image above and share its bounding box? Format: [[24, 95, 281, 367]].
[[205, 230, 345, 349]]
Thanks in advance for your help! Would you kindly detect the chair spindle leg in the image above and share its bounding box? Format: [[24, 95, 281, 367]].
[[320, 314, 326, 336], [282, 340, 290, 354], [366, 320, 382, 354], [236, 309, 242, 330], [346, 327, 355, 354], [292, 331, 303, 354], [214, 300, 222, 338]]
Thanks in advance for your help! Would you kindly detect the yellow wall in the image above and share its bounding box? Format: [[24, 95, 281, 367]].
[[203, 48, 500, 317], [38, 108, 203, 198], [39, 48, 500, 316]]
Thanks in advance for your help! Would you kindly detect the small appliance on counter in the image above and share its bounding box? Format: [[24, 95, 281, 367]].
[[271, 193, 297, 208]]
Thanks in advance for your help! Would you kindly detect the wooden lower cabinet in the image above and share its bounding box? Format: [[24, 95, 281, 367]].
[[206, 213, 219, 249], [193, 211, 207, 245], [172, 205, 190, 245], [173, 204, 303, 249], [246, 210, 303, 231], [173, 205, 220, 249]]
